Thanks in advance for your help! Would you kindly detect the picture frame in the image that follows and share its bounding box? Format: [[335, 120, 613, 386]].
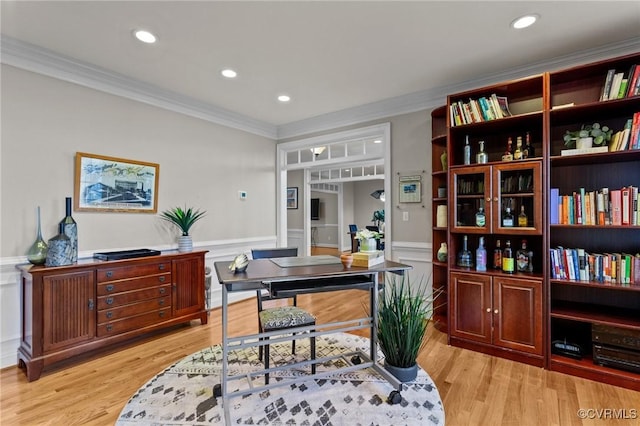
[[74, 152, 159, 213], [398, 175, 422, 203], [287, 187, 298, 209]]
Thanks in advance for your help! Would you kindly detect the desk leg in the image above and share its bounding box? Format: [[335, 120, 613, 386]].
[[212, 284, 230, 425], [371, 272, 378, 361]]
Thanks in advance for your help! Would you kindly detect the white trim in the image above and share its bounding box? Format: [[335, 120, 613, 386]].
[[0, 36, 277, 139]]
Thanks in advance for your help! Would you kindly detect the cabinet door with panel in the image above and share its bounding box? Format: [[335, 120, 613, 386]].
[[172, 255, 206, 320], [450, 272, 492, 344]]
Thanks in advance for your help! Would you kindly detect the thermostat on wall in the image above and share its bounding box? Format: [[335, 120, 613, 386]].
[[238, 191, 247, 200]]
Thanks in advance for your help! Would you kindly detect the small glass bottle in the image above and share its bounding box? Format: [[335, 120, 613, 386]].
[[463, 135, 471, 165], [502, 206, 514, 227], [516, 239, 530, 272], [476, 237, 487, 272], [27, 206, 48, 265], [476, 140, 488, 164], [524, 132, 535, 158], [475, 206, 486, 227], [502, 240, 514, 274], [518, 205, 528, 227], [457, 235, 473, 268], [493, 239, 503, 270], [502, 137, 513, 161], [513, 136, 523, 160]]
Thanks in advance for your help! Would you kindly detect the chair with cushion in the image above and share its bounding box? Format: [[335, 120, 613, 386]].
[[251, 247, 316, 384]]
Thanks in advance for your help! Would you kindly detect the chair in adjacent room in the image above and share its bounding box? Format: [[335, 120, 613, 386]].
[[250, 247, 316, 384]]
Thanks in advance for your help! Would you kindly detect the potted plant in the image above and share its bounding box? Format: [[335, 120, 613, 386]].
[[355, 228, 382, 252], [377, 274, 443, 382], [160, 206, 206, 252], [563, 122, 612, 149], [372, 209, 385, 232]]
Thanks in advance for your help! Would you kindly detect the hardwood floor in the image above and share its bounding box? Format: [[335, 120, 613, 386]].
[[2, 256, 638, 425]]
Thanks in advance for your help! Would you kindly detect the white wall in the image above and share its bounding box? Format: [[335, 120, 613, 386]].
[[0, 65, 278, 368]]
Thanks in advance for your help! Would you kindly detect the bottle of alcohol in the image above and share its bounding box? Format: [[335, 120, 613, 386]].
[[476, 140, 488, 164], [475, 206, 486, 227], [502, 206, 514, 227], [513, 136, 523, 160], [516, 239, 530, 272], [524, 132, 534, 159], [502, 240, 514, 274], [518, 205, 528, 227], [457, 235, 473, 268], [502, 137, 513, 161], [476, 236, 487, 272], [493, 239, 503, 270], [464, 135, 471, 165]]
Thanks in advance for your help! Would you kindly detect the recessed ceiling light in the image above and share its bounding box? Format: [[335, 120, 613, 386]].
[[221, 69, 237, 78], [511, 14, 539, 29], [133, 29, 157, 44], [278, 94, 291, 102]]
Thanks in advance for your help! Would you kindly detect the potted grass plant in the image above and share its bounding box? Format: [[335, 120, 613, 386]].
[[377, 273, 443, 382], [160, 206, 206, 252]]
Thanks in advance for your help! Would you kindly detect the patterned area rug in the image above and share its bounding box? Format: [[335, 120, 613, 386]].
[[116, 333, 444, 425]]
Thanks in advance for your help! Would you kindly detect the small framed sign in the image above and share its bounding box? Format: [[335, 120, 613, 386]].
[[398, 175, 422, 203], [286, 187, 298, 209]]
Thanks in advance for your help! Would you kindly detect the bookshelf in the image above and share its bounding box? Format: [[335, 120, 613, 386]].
[[443, 51, 640, 389], [431, 105, 448, 333]]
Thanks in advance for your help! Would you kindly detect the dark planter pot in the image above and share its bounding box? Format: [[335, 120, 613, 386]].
[[384, 361, 418, 382]]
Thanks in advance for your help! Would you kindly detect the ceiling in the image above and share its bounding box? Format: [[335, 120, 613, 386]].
[[2, 1, 639, 137]]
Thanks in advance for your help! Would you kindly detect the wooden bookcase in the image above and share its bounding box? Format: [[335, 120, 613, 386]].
[[442, 51, 640, 389], [431, 105, 448, 332]]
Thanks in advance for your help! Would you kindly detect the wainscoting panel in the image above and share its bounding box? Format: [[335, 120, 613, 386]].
[[389, 241, 433, 299]]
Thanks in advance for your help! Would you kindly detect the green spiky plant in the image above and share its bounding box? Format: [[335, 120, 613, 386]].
[[377, 274, 444, 368], [160, 206, 206, 236]]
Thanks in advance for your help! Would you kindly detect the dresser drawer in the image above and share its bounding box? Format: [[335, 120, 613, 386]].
[[97, 284, 171, 309], [97, 308, 171, 337], [97, 261, 170, 283], [97, 297, 171, 323], [97, 273, 171, 295]]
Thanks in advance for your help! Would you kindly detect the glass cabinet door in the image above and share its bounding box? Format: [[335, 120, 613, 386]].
[[492, 161, 542, 235], [451, 166, 491, 233]]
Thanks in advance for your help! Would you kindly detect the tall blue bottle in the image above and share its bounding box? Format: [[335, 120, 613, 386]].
[[59, 197, 78, 262], [476, 236, 487, 272]]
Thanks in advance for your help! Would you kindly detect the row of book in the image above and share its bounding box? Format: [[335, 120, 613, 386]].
[[600, 64, 640, 101], [550, 186, 640, 226], [449, 94, 512, 126], [549, 247, 640, 285], [609, 112, 640, 151]]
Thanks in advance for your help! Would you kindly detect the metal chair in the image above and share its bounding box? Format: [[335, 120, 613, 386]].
[[251, 247, 316, 384]]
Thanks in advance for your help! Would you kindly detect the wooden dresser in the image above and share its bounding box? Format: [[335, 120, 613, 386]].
[[17, 250, 207, 381]]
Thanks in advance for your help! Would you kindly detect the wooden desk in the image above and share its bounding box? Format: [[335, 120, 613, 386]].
[[213, 256, 411, 425]]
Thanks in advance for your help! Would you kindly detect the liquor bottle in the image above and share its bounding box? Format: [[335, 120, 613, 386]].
[[463, 135, 471, 165], [59, 197, 78, 262], [502, 240, 514, 274], [457, 235, 473, 268], [513, 136, 523, 160], [524, 132, 535, 159], [475, 206, 486, 227], [476, 236, 487, 272], [502, 206, 514, 227], [502, 137, 513, 161], [518, 205, 528, 227], [516, 239, 530, 272], [493, 239, 503, 270], [476, 140, 488, 164]]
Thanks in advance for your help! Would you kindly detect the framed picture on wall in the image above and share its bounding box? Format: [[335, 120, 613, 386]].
[[398, 175, 422, 203], [287, 187, 298, 209], [74, 152, 159, 213]]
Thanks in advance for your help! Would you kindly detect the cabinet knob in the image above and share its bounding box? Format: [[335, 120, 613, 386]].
[[159, 276, 166, 282], [493, 197, 498, 202], [486, 308, 491, 313], [106, 284, 115, 292], [159, 299, 165, 305], [159, 311, 165, 318], [494, 309, 499, 314], [106, 311, 113, 319], [106, 324, 113, 332], [159, 264, 166, 270], [106, 297, 114, 305], [159, 287, 166, 294], [106, 271, 113, 278], [88, 299, 94, 311], [486, 197, 491, 202]]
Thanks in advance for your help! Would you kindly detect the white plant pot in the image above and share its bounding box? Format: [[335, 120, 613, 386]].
[[178, 235, 193, 252], [576, 137, 593, 149], [360, 238, 377, 253]]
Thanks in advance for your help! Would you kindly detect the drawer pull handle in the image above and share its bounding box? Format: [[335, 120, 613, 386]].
[[106, 271, 113, 278], [159, 299, 165, 305], [106, 297, 114, 305], [159, 276, 166, 282], [159, 311, 165, 318], [88, 299, 94, 311], [106, 311, 113, 319], [159, 287, 166, 294], [106, 324, 113, 332], [159, 264, 166, 270], [106, 284, 115, 292]]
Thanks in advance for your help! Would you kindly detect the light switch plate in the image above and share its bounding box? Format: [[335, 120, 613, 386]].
[[403, 211, 409, 221]]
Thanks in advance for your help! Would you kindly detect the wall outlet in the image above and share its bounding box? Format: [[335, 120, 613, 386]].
[[403, 211, 409, 221]]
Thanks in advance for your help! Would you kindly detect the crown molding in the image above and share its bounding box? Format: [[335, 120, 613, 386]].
[[0, 35, 278, 139], [276, 37, 640, 140]]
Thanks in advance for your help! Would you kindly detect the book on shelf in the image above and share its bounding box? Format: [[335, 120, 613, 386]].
[[630, 112, 640, 150], [551, 248, 640, 284], [629, 65, 640, 97], [600, 69, 616, 101], [560, 146, 608, 156], [621, 186, 631, 225], [608, 72, 624, 101], [610, 189, 622, 226], [495, 95, 512, 117], [625, 64, 637, 97], [550, 188, 559, 225], [617, 79, 629, 99]]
